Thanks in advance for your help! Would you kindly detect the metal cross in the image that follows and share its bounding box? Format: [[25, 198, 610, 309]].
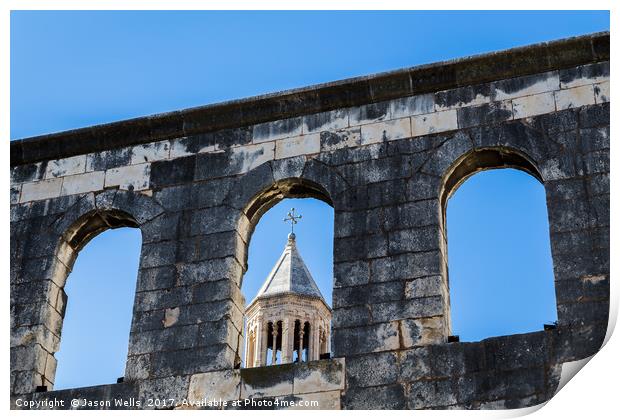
[[283, 208, 302, 234]]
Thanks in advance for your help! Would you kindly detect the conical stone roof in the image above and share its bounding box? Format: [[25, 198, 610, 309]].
[[249, 233, 327, 307]]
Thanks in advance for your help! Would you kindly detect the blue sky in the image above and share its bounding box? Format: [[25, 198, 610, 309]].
[[10, 11, 609, 390], [11, 10, 609, 139]]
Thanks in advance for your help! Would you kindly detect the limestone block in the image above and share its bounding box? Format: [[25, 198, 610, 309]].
[[189, 207, 238, 236], [408, 379, 456, 409], [193, 278, 244, 305], [346, 352, 396, 388], [150, 345, 236, 377], [10, 344, 47, 374], [332, 306, 371, 328], [130, 140, 170, 164], [333, 322, 400, 356], [104, 163, 150, 191], [170, 137, 203, 158], [578, 101, 609, 129], [411, 110, 457, 136], [400, 317, 445, 348], [138, 375, 189, 405], [399, 347, 431, 382], [559, 61, 609, 89], [361, 117, 412, 145], [19, 178, 62, 203], [230, 143, 275, 174], [342, 384, 405, 409], [319, 128, 361, 152], [594, 81, 610, 104], [371, 296, 443, 323], [275, 133, 320, 160], [303, 109, 349, 134], [125, 354, 151, 381], [10, 324, 56, 353], [10, 185, 21, 204], [387, 226, 441, 254], [370, 251, 442, 283], [197, 318, 241, 349], [390, 93, 435, 119], [284, 390, 341, 410], [240, 364, 294, 399], [176, 258, 243, 286], [512, 92, 556, 119], [44, 353, 57, 385], [12, 371, 44, 395], [172, 301, 241, 327], [60, 171, 105, 196], [492, 71, 559, 101], [133, 285, 191, 312], [456, 100, 513, 128], [482, 333, 549, 371], [333, 261, 370, 287], [293, 359, 345, 394], [435, 84, 491, 111], [334, 282, 404, 311], [383, 200, 439, 231], [554, 85, 596, 110], [201, 127, 253, 150], [349, 101, 389, 125], [429, 344, 467, 377], [11, 162, 45, 184], [45, 155, 87, 179], [405, 276, 444, 299], [128, 324, 199, 355], [85, 148, 131, 172], [271, 155, 306, 181], [252, 117, 302, 143], [188, 369, 241, 403]]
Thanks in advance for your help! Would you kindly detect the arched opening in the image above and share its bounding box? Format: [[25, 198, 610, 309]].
[[50, 210, 142, 390], [442, 149, 557, 341], [240, 191, 334, 368]]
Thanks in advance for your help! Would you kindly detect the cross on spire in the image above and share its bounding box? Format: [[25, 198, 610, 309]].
[[284, 208, 302, 234]]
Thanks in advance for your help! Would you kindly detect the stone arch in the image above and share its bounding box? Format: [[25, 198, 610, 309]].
[[37, 189, 164, 389], [49, 189, 164, 284], [440, 146, 543, 226], [227, 157, 346, 276], [439, 146, 554, 337]]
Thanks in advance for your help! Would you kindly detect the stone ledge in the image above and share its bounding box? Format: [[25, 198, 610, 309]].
[[239, 358, 345, 399]]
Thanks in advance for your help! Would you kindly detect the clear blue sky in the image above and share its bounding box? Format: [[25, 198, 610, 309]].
[[10, 11, 608, 389]]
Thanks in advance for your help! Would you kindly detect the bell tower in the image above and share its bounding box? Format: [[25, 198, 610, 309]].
[[244, 209, 332, 367]]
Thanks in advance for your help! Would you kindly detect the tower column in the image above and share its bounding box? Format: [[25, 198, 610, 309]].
[[244, 327, 251, 367], [257, 319, 268, 367], [245, 328, 255, 368], [326, 325, 331, 355], [298, 322, 305, 362], [281, 318, 292, 363], [271, 322, 279, 365], [252, 319, 260, 367], [307, 321, 314, 361], [312, 319, 320, 360]]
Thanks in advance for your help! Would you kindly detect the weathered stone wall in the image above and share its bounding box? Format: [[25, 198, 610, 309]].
[[10, 32, 609, 409]]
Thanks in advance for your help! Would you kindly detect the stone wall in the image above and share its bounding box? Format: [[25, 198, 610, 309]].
[[10, 32, 609, 409]]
